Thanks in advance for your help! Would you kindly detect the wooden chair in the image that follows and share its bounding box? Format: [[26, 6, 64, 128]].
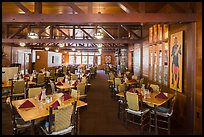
[[49, 70, 56, 81], [150, 84, 160, 92], [71, 89, 80, 100], [124, 91, 150, 134], [56, 76, 64, 82], [149, 92, 177, 135], [107, 72, 115, 89], [36, 73, 45, 87], [49, 80, 60, 94], [11, 79, 26, 100], [77, 83, 87, 102], [112, 77, 121, 100], [6, 96, 32, 135], [28, 87, 42, 98], [71, 74, 78, 81], [40, 101, 77, 135], [117, 83, 126, 119]]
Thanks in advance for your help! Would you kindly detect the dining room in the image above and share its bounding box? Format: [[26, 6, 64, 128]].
[[2, 2, 202, 135]]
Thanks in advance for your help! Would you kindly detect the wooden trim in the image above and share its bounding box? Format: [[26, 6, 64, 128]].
[[2, 13, 196, 23]]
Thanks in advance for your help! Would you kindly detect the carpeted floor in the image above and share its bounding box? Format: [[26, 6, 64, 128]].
[[1, 70, 190, 135]]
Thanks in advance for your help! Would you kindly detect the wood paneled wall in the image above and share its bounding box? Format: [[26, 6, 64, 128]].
[[142, 40, 149, 77], [35, 51, 48, 71], [128, 44, 134, 72], [2, 44, 12, 67], [133, 44, 141, 77], [194, 2, 202, 135]]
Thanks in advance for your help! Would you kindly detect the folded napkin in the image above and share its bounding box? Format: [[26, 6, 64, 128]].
[[61, 93, 72, 101], [24, 74, 30, 77], [130, 79, 137, 82], [128, 87, 135, 93], [51, 100, 60, 108], [56, 81, 63, 86], [155, 92, 168, 99], [83, 74, 87, 77], [19, 100, 35, 109]]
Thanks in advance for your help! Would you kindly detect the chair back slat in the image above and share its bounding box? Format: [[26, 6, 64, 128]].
[[126, 92, 139, 111], [28, 87, 42, 98], [12, 80, 25, 94], [77, 83, 86, 95], [54, 104, 73, 132]]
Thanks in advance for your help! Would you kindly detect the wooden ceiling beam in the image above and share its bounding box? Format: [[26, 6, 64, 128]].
[[88, 3, 93, 14], [56, 27, 70, 39], [15, 2, 32, 14], [8, 25, 27, 39], [116, 2, 137, 13], [3, 13, 196, 23], [34, 2, 42, 14], [100, 26, 115, 40], [138, 2, 145, 13], [67, 2, 85, 14], [2, 38, 141, 44], [121, 25, 141, 39]]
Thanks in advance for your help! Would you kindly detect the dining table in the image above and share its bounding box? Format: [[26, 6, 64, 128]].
[[12, 93, 88, 135], [116, 88, 174, 135]]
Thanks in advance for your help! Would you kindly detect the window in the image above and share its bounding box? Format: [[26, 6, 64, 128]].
[[148, 24, 169, 85], [89, 56, 94, 65], [76, 56, 81, 64], [82, 56, 88, 64], [69, 56, 75, 64], [97, 56, 101, 65]]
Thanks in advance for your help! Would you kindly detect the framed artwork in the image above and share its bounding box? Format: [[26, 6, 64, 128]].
[[169, 31, 183, 92], [105, 55, 111, 64]]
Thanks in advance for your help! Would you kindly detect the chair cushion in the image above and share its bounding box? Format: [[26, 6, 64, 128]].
[[42, 125, 74, 135], [126, 108, 149, 116], [15, 117, 32, 128], [151, 107, 173, 117]]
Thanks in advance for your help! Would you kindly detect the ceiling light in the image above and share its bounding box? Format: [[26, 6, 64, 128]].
[[45, 47, 49, 51], [97, 44, 102, 48], [77, 50, 80, 53], [64, 51, 67, 53], [27, 32, 38, 39], [55, 49, 59, 52], [95, 30, 103, 39], [72, 48, 76, 51], [58, 43, 64, 48], [98, 48, 102, 54], [19, 42, 26, 47], [18, 11, 25, 14]]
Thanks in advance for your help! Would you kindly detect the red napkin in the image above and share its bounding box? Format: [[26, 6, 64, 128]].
[[51, 100, 60, 108], [19, 100, 35, 109], [83, 74, 87, 77], [130, 79, 137, 82], [128, 87, 135, 93], [61, 93, 72, 101], [56, 81, 63, 86], [155, 92, 168, 99]]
